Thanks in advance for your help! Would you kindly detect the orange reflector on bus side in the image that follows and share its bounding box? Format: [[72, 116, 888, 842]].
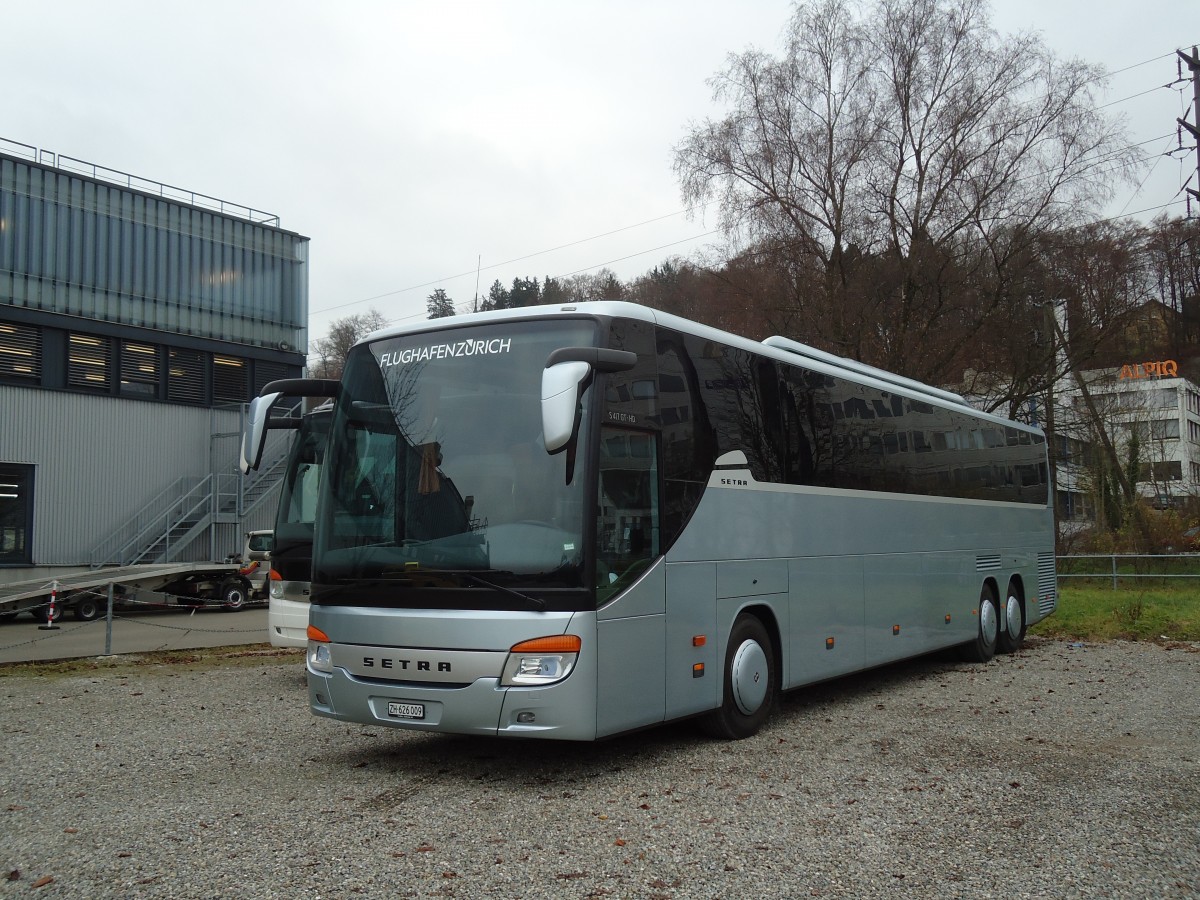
[[892, 625, 900, 635], [510, 635, 582, 654], [307, 625, 330, 643], [692, 635, 706, 647], [693, 663, 704, 678], [826, 637, 835, 650], [945, 614, 952, 624]]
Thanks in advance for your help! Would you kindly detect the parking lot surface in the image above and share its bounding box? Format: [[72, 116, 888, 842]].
[[0, 637, 1197, 898], [0, 606, 268, 664]]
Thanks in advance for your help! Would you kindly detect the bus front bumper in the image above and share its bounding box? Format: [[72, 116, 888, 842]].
[[307, 662, 598, 741]]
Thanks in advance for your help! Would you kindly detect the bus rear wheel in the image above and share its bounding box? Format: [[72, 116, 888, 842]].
[[700, 613, 776, 740], [962, 583, 998, 663], [996, 581, 1026, 654]]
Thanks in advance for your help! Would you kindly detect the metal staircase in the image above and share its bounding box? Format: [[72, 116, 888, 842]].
[[87, 417, 294, 568]]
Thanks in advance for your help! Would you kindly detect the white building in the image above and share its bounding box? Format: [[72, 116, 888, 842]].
[[1055, 363, 1200, 514]]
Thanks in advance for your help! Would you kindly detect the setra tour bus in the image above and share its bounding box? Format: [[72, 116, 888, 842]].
[[242, 385, 337, 649], [266, 401, 332, 648], [243, 301, 1056, 740]]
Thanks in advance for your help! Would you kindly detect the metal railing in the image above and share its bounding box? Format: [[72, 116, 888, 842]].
[[1057, 554, 1200, 589], [86, 429, 291, 567], [87, 475, 208, 566], [1, 136, 280, 226]]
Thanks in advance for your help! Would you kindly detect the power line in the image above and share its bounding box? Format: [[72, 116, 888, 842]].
[[308, 44, 1198, 339], [309, 204, 713, 318]]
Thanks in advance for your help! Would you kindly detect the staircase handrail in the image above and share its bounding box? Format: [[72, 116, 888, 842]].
[[128, 482, 220, 564], [87, 399, 300, 566], [87, 475, 207, 566], [100, 476, 214, 566]]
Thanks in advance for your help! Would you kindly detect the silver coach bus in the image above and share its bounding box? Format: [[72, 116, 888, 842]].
[[251, 301, 1055, 740]]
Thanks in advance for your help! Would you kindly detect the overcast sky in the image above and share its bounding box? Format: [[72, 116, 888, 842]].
[[5, 1, 1197, 350]]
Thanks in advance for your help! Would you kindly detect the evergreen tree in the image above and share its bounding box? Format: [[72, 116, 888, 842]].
[[509, 276, 541, 308], [426, 288, 455, 319]]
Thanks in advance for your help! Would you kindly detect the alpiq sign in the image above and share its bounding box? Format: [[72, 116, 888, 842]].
[[1119, 360, 1179, 379]]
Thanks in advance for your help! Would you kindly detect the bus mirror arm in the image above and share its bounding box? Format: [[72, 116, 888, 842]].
[[541, 348, 637, 455], [544, 347, 637, 373], [242, 378, 339, 474]]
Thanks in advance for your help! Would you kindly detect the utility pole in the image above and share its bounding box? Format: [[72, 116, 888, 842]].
[[1178, 46, 1200, 214]]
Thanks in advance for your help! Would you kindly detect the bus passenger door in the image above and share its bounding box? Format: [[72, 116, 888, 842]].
[[594, 427, 666, 737], [664, 562, 719, 719]]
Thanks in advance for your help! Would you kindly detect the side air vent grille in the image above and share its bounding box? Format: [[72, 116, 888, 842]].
[[1037, 553, 1057, 615], [976, 554, 1001, 572]]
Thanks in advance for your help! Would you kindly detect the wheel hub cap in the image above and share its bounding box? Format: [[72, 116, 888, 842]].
[[731, 639, 768, 715], [980, 600, 998, 644]]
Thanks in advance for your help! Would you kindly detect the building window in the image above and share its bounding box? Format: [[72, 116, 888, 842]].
[[120, 341, 160, 398], [0, 321, 42, 382], [167, 348, 205, 404], [212, 355, 248, 403], [1142, 460, 1183, 482], [1132, 419, 1182, 441], [67, 333, 112, 390], [253, 361, 290, 395], [0, 465, 34, 566]]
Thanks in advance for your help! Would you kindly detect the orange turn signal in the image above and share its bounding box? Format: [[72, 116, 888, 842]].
[[307, 624, 330, 643], [510, 635, 582, 654]]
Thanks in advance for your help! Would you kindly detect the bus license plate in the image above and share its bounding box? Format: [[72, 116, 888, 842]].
[[387, 701, 425, 720]]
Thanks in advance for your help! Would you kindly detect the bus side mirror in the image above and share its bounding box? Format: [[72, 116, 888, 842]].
[[241, 391, 282, 473], [541, 348, 637, 454], [541, 362, 591, 453]]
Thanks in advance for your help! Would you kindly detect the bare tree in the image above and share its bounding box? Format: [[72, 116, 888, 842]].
[[674, 0, 1141, 394], [309, 308, 389, 380]]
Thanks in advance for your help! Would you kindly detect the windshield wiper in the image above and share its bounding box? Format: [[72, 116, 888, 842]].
[[461, 573, 546, 612]]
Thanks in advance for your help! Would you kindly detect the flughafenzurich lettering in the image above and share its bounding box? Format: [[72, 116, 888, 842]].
[[378, 338, 512, 369], [1119, 360, 1178, 380]]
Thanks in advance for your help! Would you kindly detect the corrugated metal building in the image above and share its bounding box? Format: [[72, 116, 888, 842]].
[[0, 138, 308, 583]]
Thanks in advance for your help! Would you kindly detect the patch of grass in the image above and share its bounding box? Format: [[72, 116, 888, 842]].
[[1032, 583, 1200, 642], [0, 643, 302, 679]]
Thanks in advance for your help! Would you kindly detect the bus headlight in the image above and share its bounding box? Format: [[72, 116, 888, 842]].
[[307, 624, 333, 674], [308, 642, 333, 673], [500, 635, 581, 686]]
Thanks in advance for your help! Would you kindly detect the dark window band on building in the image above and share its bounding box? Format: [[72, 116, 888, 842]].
[[67, 332, 112, 391], [0, 321, 40, 380]]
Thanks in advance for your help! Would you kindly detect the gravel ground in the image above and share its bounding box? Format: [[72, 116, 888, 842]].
[[1, 637, 1197, 899]]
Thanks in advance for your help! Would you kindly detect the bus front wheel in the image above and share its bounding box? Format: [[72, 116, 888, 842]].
[[962, 583, 999, 663], [700, 614, 776, 740]]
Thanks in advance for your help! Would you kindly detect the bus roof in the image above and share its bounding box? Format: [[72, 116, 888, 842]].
[[358, 301, 1042, 437]]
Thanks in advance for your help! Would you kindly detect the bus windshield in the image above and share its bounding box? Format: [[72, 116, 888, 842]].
[[312, 319, 596, 590]]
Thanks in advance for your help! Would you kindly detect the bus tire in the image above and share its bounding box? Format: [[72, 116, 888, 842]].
[[73, 597, 102, 621], [995, 581, 1026, 654], [962, 583, 999, 663], [700, 613, 776, 740], [218, 578, 249, 611]]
